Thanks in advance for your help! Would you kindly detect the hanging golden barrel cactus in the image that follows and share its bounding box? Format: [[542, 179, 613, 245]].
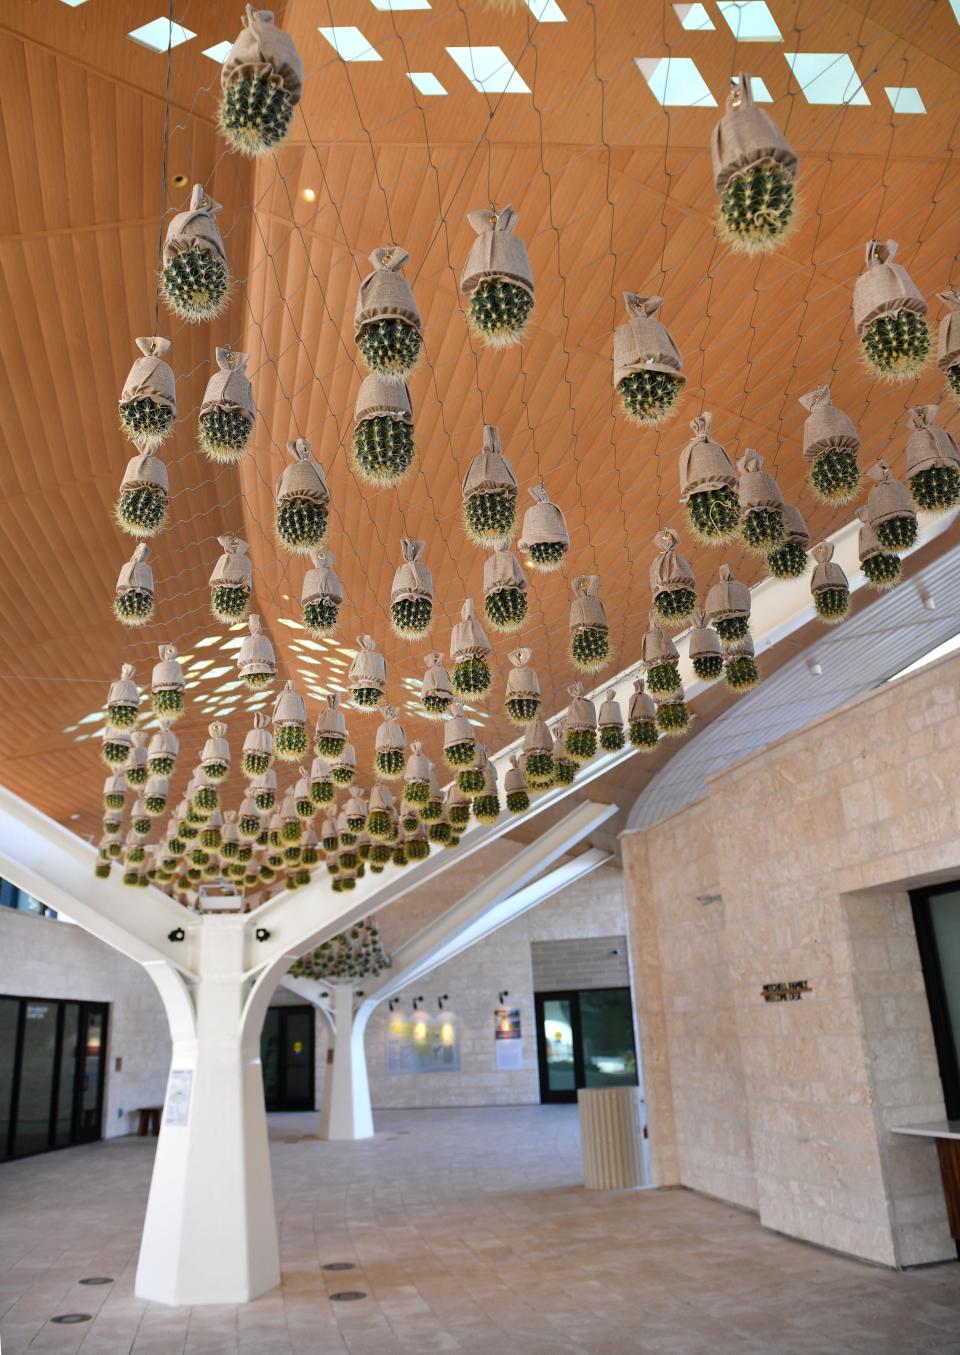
[[115, 449, 168, 538], [237, 615, 276, 691], [853, 241, 930, 381], [857, 508, 901, 591], [354, 246, 422, 376], [367, 783, 399, 842], [375, 706, 406, 780], [403, 742, 432, 805], [650, 529, 696, 629], [564, 685, 597, 763], [937, 291, 960, 401], [462, 426, 519, 546], [101, 727, 132, 770], [330, 742, 357, 787], [209, 534, 252, 623], [552, 727, 577, 786], [504, 649, 540, 724], [442, 703, 477, 770], [242, 713, 273, 778], [124, 732, 148, 786], [598, 690, 625, 752], [106, 664, 140, 731], [450, 600, 493, 699], [711, 73, 798, 253], [627, 679, 659, 751], [724, 636, 760, 692], [201, 722, 231, 782], [737, 449, 785, 554], [613, 294, 685, 425], [160, 185, 229, 322], [766, 503, 810, 580], [272, 680, 307, 761], [679, 414, 740, 544], [799, 387, 861, 504], [810, 542, 850, 624], [569, 576, 610, 672], [421, 652, 454, 717], [113, 544, 155, 627], [352, 373, 415, 486], [518, 484, 569, 572], [483, 543, 528, 632], [218, 6, 302, 155], [521, 716, 554, 787], [655, 692, 691, 738], [391, 540, 433, 638], [348, 635, 387, 709], [904, 405, 960, 513], [103, 773, 126, 813], [301, 551, 343, 637], [275, 438, 329, 554], [147, 721, 178, 778], [472, 757, 501, 825], [199, 348, 255, 462], [686, 611, 721, 682], [642, 614, 681, 696], [705, 566, 751, 648], [446, 779, 471, 831], [309, 757, 334, 807], [314, 694, 348, 760], [119, 337, 176, 450], [865, 460, 917, 552], [460, 204, 534, 348], [151, 645, 185, 722], [504, 757, 530, 815]]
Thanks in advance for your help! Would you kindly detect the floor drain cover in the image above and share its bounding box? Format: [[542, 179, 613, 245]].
[[51, 1314, 92, 1325], [330, 1291, 367, 1302], [79, 1277, 114, 1286], [322, 1263, 355, 1272]]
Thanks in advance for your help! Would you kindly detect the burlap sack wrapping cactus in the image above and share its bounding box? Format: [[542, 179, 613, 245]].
[[209, 535, 252, 622], [151, 645, 185, 721], [857, 507, 901, 591], [114, 543, 155, 626], [521, 715, 554, 786], [472, 754, 501, 824], [309, 756, 334, 806], [688, 610, 724, 682], [124, 731, 148, 785], [712, 73, 798, 253], [810, 541, 850, 623], [273, 680, 307, 761], [613, 294, 685, 424], [106, 664, 140, 730], [655, 691, 691, 738], [251, 766, 278, 811], [276, 438, 329, 554], [642, 614, 681, 695], [237, 615, 276, 690], [705, 566, 751, 648], [403, 741, 432, 803], [349, 635, 387, 708], [461, 205, 534, 348], [936, 292, 960, 400], [628, 677, 659, 750], [442, 702, 477, 769], [504, 648, 540, 724], [344, 789, 368, 833], [116, 449, 169, 537], [678, 414, 740, 543], [354, 246, 422, 376], [101, 725, 132, 769], [301, 550, 343, 636], [904, 405, 960, 512], [569, 575, 610, 671], [146, 721, 178, 776], [375, 706, 406, 779], [798, 386, 861, 503], [421, 651, 454, 716], [462, 426, 519, 545], [103, 772, 126, 810], [330, 741, 356, 786], [563, 683, 598, 763], [315, 693, 348, 758], [143, 774, 170, 816], [504, 755, 529, 814], [119, 337, 177, 450], [353, 373, 415, 485], [199, 349, 255, 461], [650, 529, 696, 628], [483, 543, 528, 632], [160, 185, 229, 322], [551, 726, 577, 786], [518, 484, 569, 571], [391, 539, 433, 638], [450, 600, 492, 698], [367, 782, 398, 842], [598, 690, 625, 751], [201, 722, 231, 780], [241, 712, 273, 777], [767, 501, 810, 580], [219, 6, 303, 156], [865, 460, 917, 551], [737, 448, 785, 553], [853, 241, 930, 380], [724, 634, 760, 692]]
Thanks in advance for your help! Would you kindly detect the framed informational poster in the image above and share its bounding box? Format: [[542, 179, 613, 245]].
[[164, 1068, 193, 1126], [495, 1007, 524, 1070], [386, 1011, 417, 1073], [386, 1010, 461, 1073]]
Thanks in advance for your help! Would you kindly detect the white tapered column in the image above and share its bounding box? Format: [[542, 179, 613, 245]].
[[325, 983, 374, 1141], [135, 915, 280, 1305]]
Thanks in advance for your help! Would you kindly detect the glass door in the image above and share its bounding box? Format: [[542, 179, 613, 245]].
[[912, 884, 960, 1118], [536, 996, 579, 1102], [75, 1007, 108, 1142], [535, 988, 639, 1104], [260, 1005, 315, 1111]]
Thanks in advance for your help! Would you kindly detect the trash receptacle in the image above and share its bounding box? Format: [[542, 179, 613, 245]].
[[577, 1086, 646, 1190]]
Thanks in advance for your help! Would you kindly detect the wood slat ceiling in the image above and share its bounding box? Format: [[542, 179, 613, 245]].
[[0, 0, 958, 853]]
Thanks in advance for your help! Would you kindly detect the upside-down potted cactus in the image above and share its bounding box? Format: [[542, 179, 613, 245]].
[[349, 635, 387, 709], [857, 507, 901, 591], [160, 184, 230, 322], [904, 405, 960, 512], [521, 716, 554, 787], [613, 294, 685, 425], [552, 728, 577, 786], [124, 732, 148, 786], [147, 721, 178, 777], [315, 694, 348, 759], [200, 809, 223, 850], [724, 636, 760, 692], [679, 414, 740, 543], [504, 648, 540, 724], [330, 742, 356, 787], [114, 543, 155, 627], [737, 449, 785, 553], [272, 680, 307, 761], [655, 693, 691, 737], [705, 566, 751, 648], [504, 756, 530, 815], [450, 599, 492, 699], [564, 684, 598, 763], [218, 5, 303, 155], [367, 783, 398, 842], [403, 742, 432, 805], [712, 73, 798, 253], [242, 713, 273, 778], [472, 758, 501, 824], [460, 204, 534, 347], [937, 292, 960, 401], [442, 703, 477, 771], [517, 484, 569, 572], [391, 539, 433, 638], [462, 426, 518, 546], [642, 613, 681, 695], [151, 645, 185, 722], [301, 550, 342, 637], [483, 543, 528, 632], [309, 757, 334, 806], [810, 542, 850, 624], [354, 245, 422, 376], [421, 651, 454, 717], [404, 824, 430, 862], [251, 768, 278, 813], [853, 240, 930, 381], [688, 610, 724, 682], [101, 727, 132, 769], [650, 529, 696, 628], [209, 534, 252, 623], [106, 664, 140, 730], [598, 690, 625, 752], [199, 348, 256, 461], [115, 449, 169, 537], [374, 706, 406, 779], [119, 337, 176, 450], [420, 772, 443, 823], [799, 386, 861, 504], [201, 722, 231, 782], [352, 373, 415, 487], [569, 575, 610, 671], [103, 773, 126, 812], [275, 438, 329, 554], [627, 679, 659, 751], [865, 460, 918, 551], [238, 795, 262, 840], [191, 770, 219, 818], [237, 615, 277, 691], [344, 790, 368, 834], [767, 502, 810, 580], [445, 780, 471, 831]]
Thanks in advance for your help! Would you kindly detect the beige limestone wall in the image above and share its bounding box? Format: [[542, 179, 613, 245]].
[[622, 651, 960, 1267]]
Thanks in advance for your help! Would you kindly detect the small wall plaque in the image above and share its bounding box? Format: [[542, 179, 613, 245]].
[[762, 980, 811, 1003]]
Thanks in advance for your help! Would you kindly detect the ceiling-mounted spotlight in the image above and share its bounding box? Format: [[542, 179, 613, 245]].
[[807, 659, 822, 677]]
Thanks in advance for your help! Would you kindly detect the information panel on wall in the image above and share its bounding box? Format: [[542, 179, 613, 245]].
[[386, 1010, 460, 1074], [494, 1006, 524, 1070]]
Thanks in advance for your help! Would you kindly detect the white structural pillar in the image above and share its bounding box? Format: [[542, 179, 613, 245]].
[[326, 983, 374, 1141]]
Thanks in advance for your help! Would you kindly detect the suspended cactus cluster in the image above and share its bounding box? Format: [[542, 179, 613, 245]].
[[712, 74, 798, 254], [217, 6, 303, 157]]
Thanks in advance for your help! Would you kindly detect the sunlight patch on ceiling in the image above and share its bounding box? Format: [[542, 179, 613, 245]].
[[318, 27, 383, 62], [673, 4, 714, 32], [718, 2, 782, 41], [407, 71, 448, 96], [446, 47, 531, 94], [636, 57, 716, 107], [885, 86, 926, 114], [784, 52, 869, 105], [127, 19, 196, 52]]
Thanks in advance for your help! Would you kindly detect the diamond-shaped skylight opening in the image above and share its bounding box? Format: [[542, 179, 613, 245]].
[[636, 57, 716, 107], [408, 71, 448, 96], [718, 2, 782, 41], [673, 4, 715, 31], [885, 86, 925, 114], [951, 0, 960, 25], [127, 18, 196, 52], [748, 75, 773, 101], [59, 0, 89, 7], [203, 41, 233, 63], [523, 0, 567, 20], [446, 47, 531, 94], [784, 52, 869, 104], [370, 0, 431, 8], [318, 27, 382, 62]]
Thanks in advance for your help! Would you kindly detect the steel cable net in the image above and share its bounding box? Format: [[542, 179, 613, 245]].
[[7, 0, 956, 882]]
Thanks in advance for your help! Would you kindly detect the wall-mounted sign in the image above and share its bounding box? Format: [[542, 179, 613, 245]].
[[386, 1011, 460, 1073], [164, 1068, 193, 1126], [762, 981, 811, 1003], [494, 1007, 524, 1070]]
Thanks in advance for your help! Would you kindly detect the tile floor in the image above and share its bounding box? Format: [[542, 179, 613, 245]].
[[0, 1105, 958, 1354]]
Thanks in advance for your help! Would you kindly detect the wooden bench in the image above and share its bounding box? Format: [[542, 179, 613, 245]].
[[136, 1106, 162, 1136]]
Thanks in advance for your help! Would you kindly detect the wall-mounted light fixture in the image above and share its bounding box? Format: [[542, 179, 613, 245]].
[[255, 927, 270, 942], [498, 990, 509, 1005], [437, 994, 449, 1010], [167, 927, 185, 942], [387, 998, 400, 1012], [411, 995, 424, 1011]]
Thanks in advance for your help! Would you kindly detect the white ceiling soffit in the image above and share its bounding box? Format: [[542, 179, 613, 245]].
[[626, 544, 960, 833]]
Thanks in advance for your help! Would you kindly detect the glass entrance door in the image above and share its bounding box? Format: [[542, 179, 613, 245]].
[[535, 988, 638, 1104], [260, 1005, 315, 1111]]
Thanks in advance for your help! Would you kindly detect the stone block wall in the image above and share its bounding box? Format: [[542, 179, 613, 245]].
[[530, 935, 630, 991]]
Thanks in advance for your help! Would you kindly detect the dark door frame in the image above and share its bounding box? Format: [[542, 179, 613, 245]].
[[910, 884, 960, 1120], [534, 990, 585, 1104], [262, 1005, 315, 1112]]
